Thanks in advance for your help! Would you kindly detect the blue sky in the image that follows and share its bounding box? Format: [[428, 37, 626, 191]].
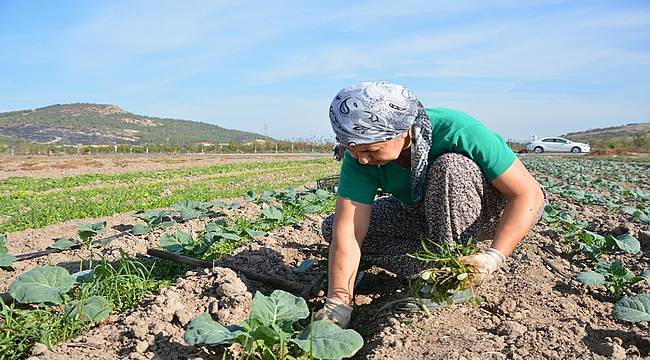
[[1, 0, 648, 142]]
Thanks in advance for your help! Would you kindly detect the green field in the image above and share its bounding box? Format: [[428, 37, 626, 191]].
[[0, 158, 341, 233]]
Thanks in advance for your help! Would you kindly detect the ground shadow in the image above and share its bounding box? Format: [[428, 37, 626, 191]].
[[582, 323, 650, 356]]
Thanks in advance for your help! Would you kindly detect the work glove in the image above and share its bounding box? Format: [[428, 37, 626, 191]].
[[457, 248, 506, 284], [313, 298, 353, 328]]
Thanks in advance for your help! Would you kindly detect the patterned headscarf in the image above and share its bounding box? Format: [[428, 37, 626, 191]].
[[329, 81, 432, 204]]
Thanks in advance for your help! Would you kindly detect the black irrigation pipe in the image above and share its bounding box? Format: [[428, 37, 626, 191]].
[[13, 231, 132, 262], [146, 248, 324, 298]]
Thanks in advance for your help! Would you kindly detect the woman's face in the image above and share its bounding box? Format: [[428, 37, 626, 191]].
[[346, 131, 409, 166]]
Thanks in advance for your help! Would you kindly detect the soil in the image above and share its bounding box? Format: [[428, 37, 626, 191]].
[[0, 154, 328, 179], [2, 160, 649, 359]]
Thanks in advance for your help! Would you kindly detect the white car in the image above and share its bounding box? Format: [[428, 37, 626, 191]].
[[526, 137, 590, 153]]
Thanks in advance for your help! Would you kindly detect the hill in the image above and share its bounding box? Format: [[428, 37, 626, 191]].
[[0, 103, 265, 145], [563, 122, 650, 142], [562, 122, 650, 152]]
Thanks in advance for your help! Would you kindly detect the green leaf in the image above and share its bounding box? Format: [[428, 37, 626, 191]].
[[184, 312, 245, 346], [159, 220, 176, 228], [250, 290, 309, 326], [245, 229, 265, 238], [621, 207, 638, 216], [77, 221, 107, 239], [0, 253, 16, 267], [613, 293, 650, 323], [160, 231, 193, 254], [262, 207, 283, 221], [607, 260, 634, 280], [9, 266, 75, 304], [595, 261, 615, 275], [130, 224, 150, 236], [576, 271, 606, 286], [639, 213, 650, 224], [70, 269, 93, 283], [65, 296, 113, 323], [315, 189, 332, 199], [206, 219, 227, 231], [292, 320, 363, 359], [244, 191, 256, 202], [613, 234, 640, 254], [303, 205, 322, 214], [179, 208, 202, 221], [220, 233, 241, 241], [50, 237, 77, 250]]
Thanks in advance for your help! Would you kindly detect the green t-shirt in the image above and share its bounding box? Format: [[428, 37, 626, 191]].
[[337, 108, 516, 205]]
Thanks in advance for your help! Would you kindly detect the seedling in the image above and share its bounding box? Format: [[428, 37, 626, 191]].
[[244, 190, 277, 205], [160, 231, 207, 257], [209, 201, 242, 210], [184, 290, 363, 359], [50, 237, 78, 251], [77, 221, 107, 249], [408, 239, 479, 304], [0, 233, 17, 268], [75, 221, 107, 270], [622, 206, 650, 224], [576, 260, 648, 300], [131, 209, 176, 235], [172, 200, 213, 222]]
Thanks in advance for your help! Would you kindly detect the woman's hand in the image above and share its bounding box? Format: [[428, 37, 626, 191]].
[[458, 248, 506, 283], [314, 298, 353, 328]]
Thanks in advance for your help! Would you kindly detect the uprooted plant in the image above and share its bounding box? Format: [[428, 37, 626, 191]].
[[407, 239, 480, 304], [184, 289, 363, 360]]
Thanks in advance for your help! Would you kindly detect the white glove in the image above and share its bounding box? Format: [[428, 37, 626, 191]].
[[458, 248, 506, 279], [313, 298, 352, 328]]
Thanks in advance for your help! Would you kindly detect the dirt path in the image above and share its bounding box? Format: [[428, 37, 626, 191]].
[[0, 153, 329, 179]]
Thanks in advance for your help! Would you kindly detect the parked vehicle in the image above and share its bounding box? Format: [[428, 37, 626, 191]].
[[526, 137, 590, 153]]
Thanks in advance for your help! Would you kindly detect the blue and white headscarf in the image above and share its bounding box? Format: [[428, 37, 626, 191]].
[[329, 81, 432, 204]]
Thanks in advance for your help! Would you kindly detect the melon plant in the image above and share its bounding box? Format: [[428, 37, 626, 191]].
[[184, 290, 363, 359]]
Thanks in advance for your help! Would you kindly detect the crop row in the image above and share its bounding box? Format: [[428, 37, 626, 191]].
[[540, 201, 649, 323], [0, 159, 331, 194], [523, 157, 650, 224], [0, 186, 358, 359], [0, 159, 340, 233]]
